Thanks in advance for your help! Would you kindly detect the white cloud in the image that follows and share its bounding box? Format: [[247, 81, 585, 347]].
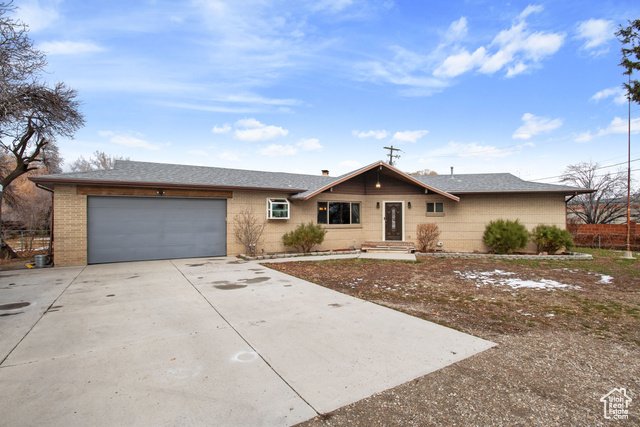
[[212, 123, 232, 134], [423, 141, 532, 160], [435, 5, 564, 79], [576, 19, 615, 53], [213, 94, 302, 106], [518, 5, 544, 20], [99, 131, 161, 151], [15, 0, 59, 31], [443, 17, 468, 44], [574, 131, 594, 143], [339, 160, 361, 169], [575, 116, 640, 143], [233, 118, 289, 142], [356, 45, 450, 96], [188, 149, 208, 157], [352, 130, 389, 139], [218, 150, 240, 161], [512, 113, 562, 140], [235, 118, 265, 128], [39, 40, 104, 55], [312, 0, 353, 13], [591, 87, 627, 105], [259, 144, 297, 156], [297, 138, 322, 151], [392, 130, 429, 143], [434, 47, 487, 78]]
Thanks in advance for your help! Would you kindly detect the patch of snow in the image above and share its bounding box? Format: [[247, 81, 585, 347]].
[[597, 275, 613, 284], [455, 270, 581, 291]]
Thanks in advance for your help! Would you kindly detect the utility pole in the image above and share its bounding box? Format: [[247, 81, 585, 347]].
[[383, 145, 402, 166], [623, 72, 633, 258]]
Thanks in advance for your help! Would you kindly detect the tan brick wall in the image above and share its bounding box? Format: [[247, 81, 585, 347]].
[[226, 191, 568, 255], [53, 185, 87, 266], [52, 184, 567, 264]]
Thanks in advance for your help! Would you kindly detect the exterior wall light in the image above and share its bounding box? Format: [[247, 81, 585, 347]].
[[376, 202, 380, 209], [408, 202, 412, 209]]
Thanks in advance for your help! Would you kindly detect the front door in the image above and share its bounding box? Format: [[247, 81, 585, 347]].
[[384, 202, 403, 241]]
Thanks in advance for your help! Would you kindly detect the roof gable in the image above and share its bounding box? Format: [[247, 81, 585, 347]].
[[290, 161, 460, 201]]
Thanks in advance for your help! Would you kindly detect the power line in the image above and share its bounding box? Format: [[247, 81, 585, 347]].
[[531, 158, 640, 182], [541, 167, 640, 185]]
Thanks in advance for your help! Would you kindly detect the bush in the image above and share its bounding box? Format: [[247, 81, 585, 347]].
[[531, 224, 574, 254], [233, 207, 266, 255], [483, 219, 529, 254], [282, 222, 327, 253], [416, 223, 441, 252]]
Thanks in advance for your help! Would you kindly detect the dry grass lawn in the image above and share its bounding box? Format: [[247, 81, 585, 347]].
[[267, 248, 640, 426]]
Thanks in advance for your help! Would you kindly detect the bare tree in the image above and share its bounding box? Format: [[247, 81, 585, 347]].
[[0, 2, 83, 256], [233, 207, 267, 255], [561, 161, 628, 224], [409, 169, 438, 176], [12, 183, 50, 250], [69, 150, 129, 172]]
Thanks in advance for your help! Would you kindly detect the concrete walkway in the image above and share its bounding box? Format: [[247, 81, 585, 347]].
[[0, 257, 494, 426], [260, 251, 417, 263]]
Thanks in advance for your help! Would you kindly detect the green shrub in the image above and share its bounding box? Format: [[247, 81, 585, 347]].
[[531, 224, 574, 254], [483, 219, 529, 254], [282, 222, 327, 253]]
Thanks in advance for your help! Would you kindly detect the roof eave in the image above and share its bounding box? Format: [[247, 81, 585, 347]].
[[448, 189, 595, 196], [28, 177, 308, 194]]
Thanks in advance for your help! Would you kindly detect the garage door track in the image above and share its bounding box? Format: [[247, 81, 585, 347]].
[[0, 258, 494, 426]]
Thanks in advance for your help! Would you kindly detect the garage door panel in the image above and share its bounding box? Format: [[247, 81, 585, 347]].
[[88, 196, 227, 264]]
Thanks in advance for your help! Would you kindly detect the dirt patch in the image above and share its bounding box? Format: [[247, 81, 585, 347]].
[[0, 250, 48, 271], [266, 248, 640, 425]]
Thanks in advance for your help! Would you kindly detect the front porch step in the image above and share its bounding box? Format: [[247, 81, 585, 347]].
[[361, 241, 416, 254]]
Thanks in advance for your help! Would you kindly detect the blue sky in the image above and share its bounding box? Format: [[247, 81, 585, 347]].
[[13, 0, 640, 183]]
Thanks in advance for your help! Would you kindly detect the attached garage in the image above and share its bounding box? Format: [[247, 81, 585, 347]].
[[87, 196, 226, 264]]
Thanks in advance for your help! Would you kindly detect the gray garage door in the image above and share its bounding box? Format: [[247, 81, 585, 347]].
[[87, 196, 227, 264]]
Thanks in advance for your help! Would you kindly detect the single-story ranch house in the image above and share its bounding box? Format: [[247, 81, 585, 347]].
[[31, 160, 591, 266]]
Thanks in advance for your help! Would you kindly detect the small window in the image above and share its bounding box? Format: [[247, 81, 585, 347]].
[[427, 202, 444, 215], [317, 201, 360, 224], [317, 202, 328, 223], [267, 198, 289, 219]]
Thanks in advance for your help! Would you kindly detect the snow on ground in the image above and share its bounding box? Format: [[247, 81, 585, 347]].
[[596, 275, 613, 284], [454, 270, 582, 291]]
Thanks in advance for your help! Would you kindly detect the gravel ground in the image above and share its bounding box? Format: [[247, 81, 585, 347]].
[[266, 249, 640, 426]]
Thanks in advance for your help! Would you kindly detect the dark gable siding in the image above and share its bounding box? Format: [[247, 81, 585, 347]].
[[327, 169, 424, 195]]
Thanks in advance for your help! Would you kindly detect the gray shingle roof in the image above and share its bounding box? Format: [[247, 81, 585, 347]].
[[34, 160, 338, 192], [416, 173, 588, 194], [32, 160, 590, 196]]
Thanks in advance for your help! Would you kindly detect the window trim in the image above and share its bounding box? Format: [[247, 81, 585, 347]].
[[267, 198, 290, 219], [426, 201, 445, 217], [317, 201, 361, 225]]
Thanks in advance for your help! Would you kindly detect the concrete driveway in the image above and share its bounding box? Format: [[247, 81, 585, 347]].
[[0, 257, 495, 426]]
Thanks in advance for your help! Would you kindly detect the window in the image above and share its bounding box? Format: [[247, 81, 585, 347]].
[[317, 202, 360, 224], [426, 202, 444, 215], [267, 198, 290, 219]]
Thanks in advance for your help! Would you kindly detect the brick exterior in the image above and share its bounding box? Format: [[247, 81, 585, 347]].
[[52, 182, 569, 265], [53, 185, 87, 266], [228, 191, 568, 255]]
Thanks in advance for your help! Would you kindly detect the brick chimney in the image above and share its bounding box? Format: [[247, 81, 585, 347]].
[[322, 170, 329, 176]]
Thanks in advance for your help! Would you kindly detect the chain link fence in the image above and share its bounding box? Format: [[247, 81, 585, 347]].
[[1, 229, 51, 252]]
